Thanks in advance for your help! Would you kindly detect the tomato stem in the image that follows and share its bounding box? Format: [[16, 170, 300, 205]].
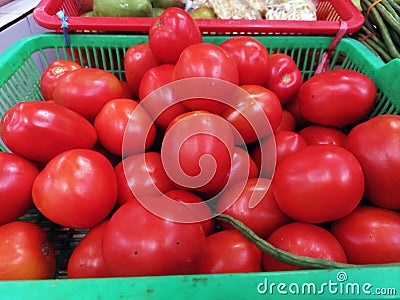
[[216, 214, 400, 269]]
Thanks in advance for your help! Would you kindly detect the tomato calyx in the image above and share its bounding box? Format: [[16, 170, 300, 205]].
[[52, 66, 65, 76], [281, 73, 293, 84]]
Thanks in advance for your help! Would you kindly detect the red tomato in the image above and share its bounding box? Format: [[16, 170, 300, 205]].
[[217, 178, 291, 239], [149, 7, 203, 64], [114, 152, 175, 208], [275, 109, 296, 133], [32, 149, 118, 229], [251, 136, 276, 179], [219, 36, 269, 86], [284, 95, 310, 129], [124, 43, 160, 99], [101, 198, 206, 276], [198, 229, 262, 274], [67, 220, 111, 278], [274, 130, 308, 165], [0, 221, 56, 280], [262, 222, 347, 271], [204, 146, 259, 198], [53, 68, 123, 121], [162, 110, 234, 193], [94, 98, 156, 156], [173, 43, 239, 113], [138, 64, 188, 130], [331, 206, 400, 264], [297, 69, 377, 127], [40, 59, 82, 100], [298, 125, 347, 146], [221, 84, 282, 144], [343, 114, 400, 209], [120, 80, 135, 99], [264, 54, 303, 104], [0, 152, 39, 225], [273, 145, 365, 223], [164, 189, 214, 235], [0, 101, 97, 163]]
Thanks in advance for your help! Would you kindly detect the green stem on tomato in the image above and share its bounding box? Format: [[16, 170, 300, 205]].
[[216, 214, 400, 269]]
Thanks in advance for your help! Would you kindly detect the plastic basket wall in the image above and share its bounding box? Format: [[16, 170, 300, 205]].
[[0, 34, 400, 299], [33, 0, 364, 35]]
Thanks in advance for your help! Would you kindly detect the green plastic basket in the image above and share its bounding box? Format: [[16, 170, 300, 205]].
[[0, 33, 400, 300]]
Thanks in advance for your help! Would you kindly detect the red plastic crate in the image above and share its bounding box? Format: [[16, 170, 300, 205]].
[[33, 0, 364, 35]]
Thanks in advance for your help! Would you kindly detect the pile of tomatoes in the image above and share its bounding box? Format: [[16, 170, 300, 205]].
[[1, 7, 400, 280]]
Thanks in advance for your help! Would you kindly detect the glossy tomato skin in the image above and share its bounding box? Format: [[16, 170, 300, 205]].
[[138, 64, 188, 130], [124, 43, 160, 99], [219, 36, 269, 86], [297, 69, 377, 127], [162, 110, 234, 193], [101, 198, 206, 276], [53, 68, 123, 121], [32, 149, 118, 229], [273, 145, 365, 223], [217, 178, 291, 239], [164, 189, 214, 235], [274, 130, 308, 165], [331, 206, 400, 264], [0, 152, 39, 225], [40, 59, 82, 100], [262, 222, 347, 271], [0, 221, 56, 280], [264, 54, 303, 104], [298, 125, 347, 146], [198, 229, 262, 274], [343, 114, 400, 209], [149, 7, 203, 64], [94, 98, 156, 156], [114, 152, 175, 208], [275, 109, 296, 133], [0, 101, 97, 164], [67, 220, 111, 278], [173, 43, 239, 113], [221, 84, 282, 144]]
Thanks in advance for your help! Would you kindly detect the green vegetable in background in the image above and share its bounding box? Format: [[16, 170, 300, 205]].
[[93, 0, 153, 17]]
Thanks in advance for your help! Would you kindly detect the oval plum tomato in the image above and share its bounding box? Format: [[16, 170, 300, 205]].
[[67, 220, 111, 278], [94, 98, 156, 156], [262, 222, 347, 271], [264, 53, 303, 104], [219, 36, 269, 86], [331, 206, 400, 264], [298, 125, 347, 146], [138, 64, 188, 130], [273, 145, 365, 223], [149, 7, 203, 64], [32, 149, 118, 229], [0, 221, 56, 280], [53, 68, 123, 121], [40, 59, 82, 100], [198, 229, 262, 274], [101, 198, 206, 276], [124, 43, 160, 99], [297, 69, 377, 127], [164, 189, 214, 235], [173, 43, 239, 113], [162, 110, 234, 193], [217, 178, 291, 239], [0, 152, 39, 225], [0, 101, 97, 164], [343, 114, 400, 209], [274, 130, 307, 165], [275, 109, 296, 133], [221, 84, 282, 144], [115, 152, 175, 208]]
